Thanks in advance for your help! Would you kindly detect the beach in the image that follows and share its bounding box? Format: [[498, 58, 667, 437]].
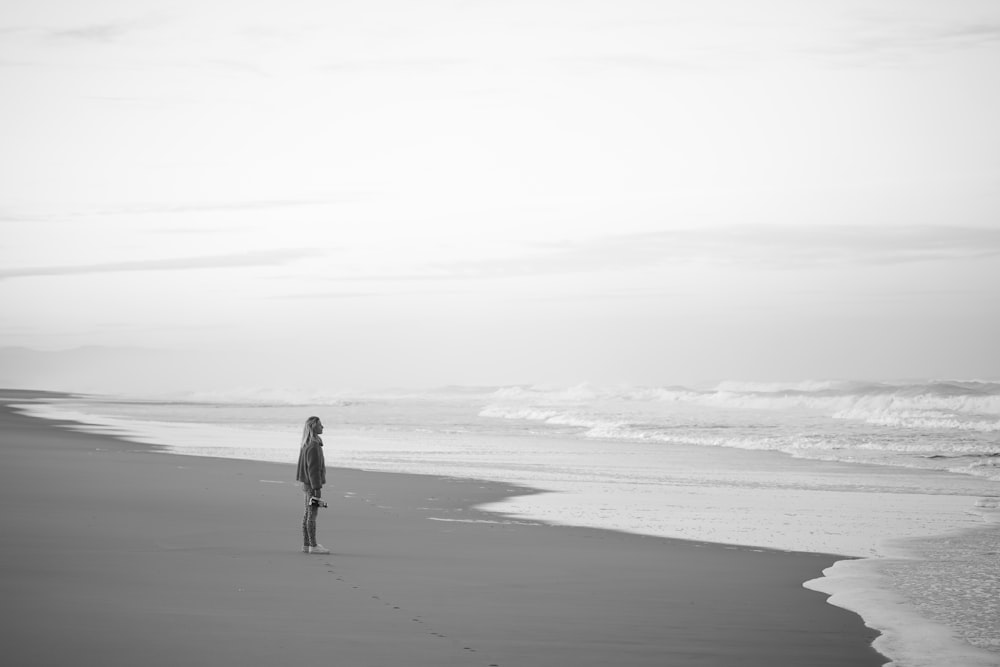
[[0, 391, 884, 666]]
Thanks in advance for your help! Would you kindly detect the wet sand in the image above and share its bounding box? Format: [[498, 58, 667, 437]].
[[0, 390, 884, 666]]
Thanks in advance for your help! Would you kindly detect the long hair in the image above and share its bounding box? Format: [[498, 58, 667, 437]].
[[301, 416, 322, 448]]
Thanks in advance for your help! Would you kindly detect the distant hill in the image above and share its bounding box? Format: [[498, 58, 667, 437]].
[[0, 346, 187, 394]]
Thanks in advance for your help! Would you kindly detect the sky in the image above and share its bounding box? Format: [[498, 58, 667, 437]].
[[1, 0, 999, 392]]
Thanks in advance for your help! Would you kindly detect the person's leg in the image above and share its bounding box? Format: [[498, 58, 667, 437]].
[[308, 488, 320, 546], [302, 485, 318, 549], [305, 505, 318, 547]]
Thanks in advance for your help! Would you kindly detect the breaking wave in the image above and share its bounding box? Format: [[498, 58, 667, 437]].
[[488, 379, 1000, 428], [480, 379, 1000, 480]]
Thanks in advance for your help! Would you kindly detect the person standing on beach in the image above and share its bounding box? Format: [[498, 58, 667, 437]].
[[296, 416, 329, 555]]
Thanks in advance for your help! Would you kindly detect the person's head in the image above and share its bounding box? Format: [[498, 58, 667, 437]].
[[301, 416, 324, 446]]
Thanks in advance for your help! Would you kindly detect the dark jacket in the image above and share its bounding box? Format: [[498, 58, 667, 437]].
[[296, 437, 326, 490]]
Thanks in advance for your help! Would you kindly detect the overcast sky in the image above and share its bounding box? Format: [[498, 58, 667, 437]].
[[2, 0, 999, 391]]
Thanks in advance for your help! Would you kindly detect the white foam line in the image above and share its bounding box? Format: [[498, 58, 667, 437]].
[[806, 559, 1000, 667], [426, 517, 539, 526]]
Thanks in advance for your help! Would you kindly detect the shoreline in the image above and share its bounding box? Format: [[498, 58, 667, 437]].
[[0, 390, 886, 666], [4, 388, 889, 559]]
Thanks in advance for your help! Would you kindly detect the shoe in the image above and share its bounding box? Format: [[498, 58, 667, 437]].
[[302, 546, 310, 553], [309, 544, 330, 554]]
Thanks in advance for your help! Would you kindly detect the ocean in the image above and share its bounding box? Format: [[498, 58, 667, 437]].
[[14, 379, 1000, 667]]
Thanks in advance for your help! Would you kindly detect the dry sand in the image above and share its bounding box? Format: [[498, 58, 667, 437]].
[[0, 390, 885, 666]]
